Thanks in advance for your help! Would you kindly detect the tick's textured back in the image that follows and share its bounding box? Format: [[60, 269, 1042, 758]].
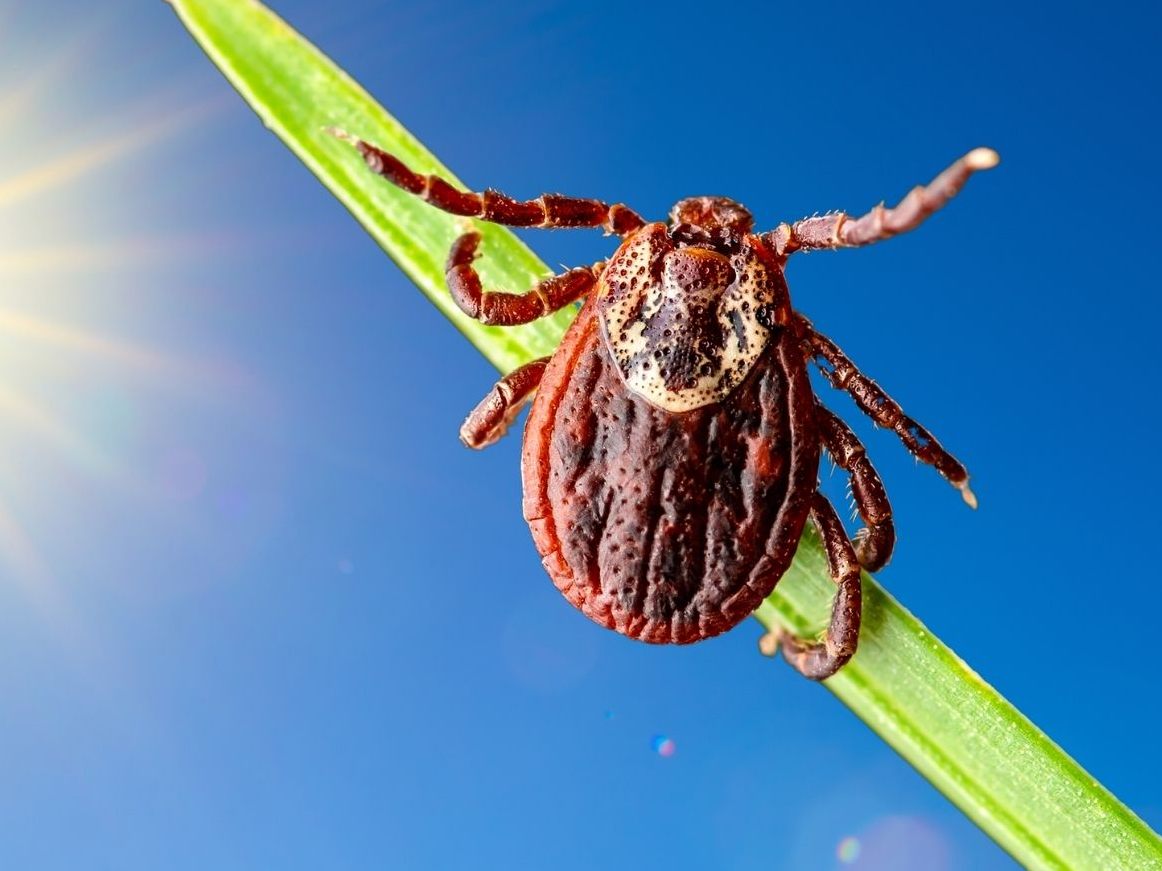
[[522, 303, 818, 644]]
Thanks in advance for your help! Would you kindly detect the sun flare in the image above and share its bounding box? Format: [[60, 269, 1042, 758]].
[[0, 15, 234, 617]]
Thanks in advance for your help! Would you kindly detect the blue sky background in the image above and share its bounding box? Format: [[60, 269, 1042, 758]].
[[0, 1, 1159, 868]]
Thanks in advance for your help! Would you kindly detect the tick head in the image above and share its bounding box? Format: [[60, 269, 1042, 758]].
[[669, 196, 754, 244]]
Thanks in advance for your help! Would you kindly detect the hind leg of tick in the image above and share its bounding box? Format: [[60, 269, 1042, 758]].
[[798, 316, 977, 509], [815, 402, 895, 572], [758, 493, 863, 680]]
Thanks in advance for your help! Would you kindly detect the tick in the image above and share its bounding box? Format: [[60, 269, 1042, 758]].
[[333, 128, 997, 679]]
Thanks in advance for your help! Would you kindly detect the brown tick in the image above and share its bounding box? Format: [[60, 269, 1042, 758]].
[[333, 128, 997, 679]]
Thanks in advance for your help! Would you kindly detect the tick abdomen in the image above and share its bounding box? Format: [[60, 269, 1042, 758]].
[[523, 304, 818, 644]]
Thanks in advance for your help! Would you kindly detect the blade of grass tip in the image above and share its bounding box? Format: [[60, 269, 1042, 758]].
[[169, 1, 1162, 868]]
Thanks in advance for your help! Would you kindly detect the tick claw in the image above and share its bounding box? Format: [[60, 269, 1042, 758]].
[[958, 480, 979, 510], [758, 630, 781, 658], [965, 147, 1000, 171]]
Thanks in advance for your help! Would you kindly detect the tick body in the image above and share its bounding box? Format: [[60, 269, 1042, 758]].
[[333, 127, 997, 679], [523, 295, 817, 646]]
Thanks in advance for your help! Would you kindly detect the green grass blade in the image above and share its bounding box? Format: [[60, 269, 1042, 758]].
[[168, 1, 1162, 867]]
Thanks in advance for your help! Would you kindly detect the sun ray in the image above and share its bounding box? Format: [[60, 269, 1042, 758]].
[[0, 380, 123, 477], [0, 304, 259, 401], [0, 231, 243, 274], [0, 4, 276, 761], [0, 305, 200, 374], [0, 22, 106, 128], [0, 81, 245, 518], [0, 491, 66, 602], [0, 489, 162, 743], [0, 492, 124, 700], [0, 98, 220, 208]]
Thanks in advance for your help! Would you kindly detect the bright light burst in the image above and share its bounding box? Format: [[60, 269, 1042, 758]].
[[0, 9, 238, 636]]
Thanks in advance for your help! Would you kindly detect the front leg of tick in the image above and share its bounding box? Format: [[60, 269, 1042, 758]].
[[460, 357, 549, 449], [447, 234, 606, 447], [761, 148, 998, 256], [329, 127, 646, 236], [762, 493, 863, 680]]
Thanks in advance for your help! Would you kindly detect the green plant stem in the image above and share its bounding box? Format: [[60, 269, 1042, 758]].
[[168, 1, 1162, 867]]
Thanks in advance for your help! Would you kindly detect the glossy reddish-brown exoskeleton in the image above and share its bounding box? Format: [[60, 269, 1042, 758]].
[[332, 127, 997, 679]]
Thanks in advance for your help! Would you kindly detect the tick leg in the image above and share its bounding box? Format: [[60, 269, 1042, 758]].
[[764, 493, 863, 681], [328, 129, 646, 236], [816, 403, 896, 572], [800, 318, 976, 508], [762, 148, 999, 256], [447, 232, 600, 325], [460, 357, 549, 449]]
